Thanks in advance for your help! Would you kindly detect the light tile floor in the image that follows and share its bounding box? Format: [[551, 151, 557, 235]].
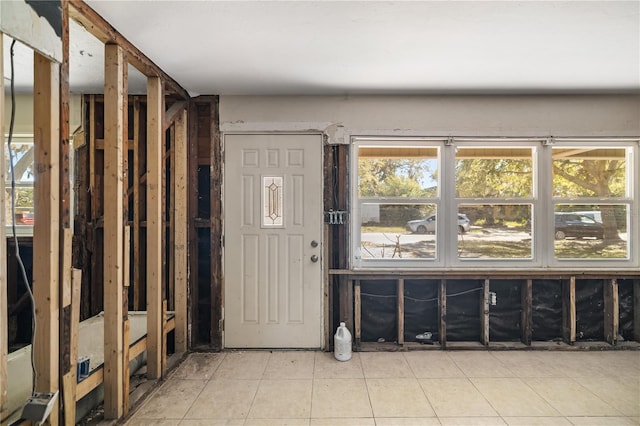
[[125, 350, 640, 426]]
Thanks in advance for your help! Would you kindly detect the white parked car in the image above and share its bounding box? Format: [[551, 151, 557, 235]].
[[406, 214, 470, 234]]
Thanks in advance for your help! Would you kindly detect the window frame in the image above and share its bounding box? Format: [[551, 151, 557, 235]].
[[351, 136, 639, 270]]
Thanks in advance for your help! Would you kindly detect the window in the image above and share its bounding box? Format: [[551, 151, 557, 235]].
[[352, 137, 638, 269], [4, 135, 34, 237], [552, 145, 631, 260]]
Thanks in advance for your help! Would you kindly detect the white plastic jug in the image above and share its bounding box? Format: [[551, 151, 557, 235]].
[[334, 322, 352, 361]]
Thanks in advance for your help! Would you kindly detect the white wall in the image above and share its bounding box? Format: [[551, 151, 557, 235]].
[[220, 95, 640, 138]]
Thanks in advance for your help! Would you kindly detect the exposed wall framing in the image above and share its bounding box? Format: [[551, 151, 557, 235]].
[[331, 272, 640, 351], [187, 96, 221, 349]]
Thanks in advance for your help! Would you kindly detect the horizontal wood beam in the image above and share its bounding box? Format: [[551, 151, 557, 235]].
[[68, 0, 189, 100]]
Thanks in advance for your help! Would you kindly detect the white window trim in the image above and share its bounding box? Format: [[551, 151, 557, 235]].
[[351, 136, 639, 270]]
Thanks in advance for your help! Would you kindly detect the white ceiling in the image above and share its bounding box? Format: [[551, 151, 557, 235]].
[[5, 1, 640, 96]]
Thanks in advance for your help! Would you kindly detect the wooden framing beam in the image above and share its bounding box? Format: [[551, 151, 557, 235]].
[[164, 101, 188, 131], [439, 279, 446, 348], [103, 43, 126, 419], [33, 51, 61, 425], [62, 269, 82, 425], [634, 280, 640, 342], [174, 109, 188, 353], [521, 279, 533, 346], [562, 276, 576, 344], [354, 280, 361, 348], [147, 76, 164, 379], [339, 276, 354, 335], [68, 0, 189, 100], [397, 279, 404, 345], [480, 279, 489, 346], [210, 97, 223, 349], [603, 279, 619, 345], [0, 33, 7, 423]]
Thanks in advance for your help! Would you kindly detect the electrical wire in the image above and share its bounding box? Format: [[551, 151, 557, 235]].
[[361, 286, 483, 303], [7, 39, 38, 395]]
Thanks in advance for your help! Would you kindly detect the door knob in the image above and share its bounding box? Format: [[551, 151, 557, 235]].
[[310, 255, 319, 263], [310, 240, 318, 248]]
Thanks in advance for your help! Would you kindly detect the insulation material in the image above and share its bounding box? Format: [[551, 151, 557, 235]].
[[618, 279, 635, 341], [576, 279, 604, 341], [446, 280, 482, 341], [403, 280, 439, 343], [361, 280, 397, 343], [489, 280, 521, 341], [532, 280, 563, 341]]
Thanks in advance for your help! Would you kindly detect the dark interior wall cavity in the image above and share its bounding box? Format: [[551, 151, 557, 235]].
[[404, 280, 439, 343], [489, 280, 521, 341], [576, 279, 604, 341], [446, 280, 482, 341], [532, 280, 563, 341], [618, 279, 635, 341], [361, 280, 397, 343]]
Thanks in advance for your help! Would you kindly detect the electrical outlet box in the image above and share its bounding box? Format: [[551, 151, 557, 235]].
[[21, 391, 58, 424]]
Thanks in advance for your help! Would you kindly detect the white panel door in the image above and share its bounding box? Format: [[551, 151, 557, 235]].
[[224, 134, 323, 348]]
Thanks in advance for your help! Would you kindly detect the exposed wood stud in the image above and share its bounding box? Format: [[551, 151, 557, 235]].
[[354, 280, 361, 348], [103, 43, 126, 419], [339, 276, 354, 335], [603, 279, 619, 345], [62, 269, 82, 425], [33, 51, 61, 426], [132, 99, 141, 310], [562, 276, 576, 345], [174, 109, 188, 353], [168, 125, 175, 311], [634, 280, 640, 342], [209, 97, 223, 349], [124, 226, 131, 287], [147, 76, 164, 379], [164, 101, 188, 131], [68, 0, 189, 100], [397, 279, 404, 345], [521, 279, 533, 346], [122, 319, 130, 415], [187, 100, 199, 347], [480, 279, 489, 346], [0, 32, 7, 421], [439, 279, 446, 348]]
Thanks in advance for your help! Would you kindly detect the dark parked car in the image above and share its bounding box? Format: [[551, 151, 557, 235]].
[[554, 213, 604, 240]]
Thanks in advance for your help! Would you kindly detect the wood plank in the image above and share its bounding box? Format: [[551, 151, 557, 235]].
[[164, 101, 188, 131], [68, 0, 189, 100], [89, 95, 96, 211], [562, 276, 576, 344], [103, 43, 126, 419], [173, 109, 188, 353], [354, 280, 361, 348], [439, 279, 446, 348], [132, 99, 141, 309], [397, 279, 404, 345], [33, 51, 61, 425], [62, 269, 82, 425], [210, 97, 223, 349], [634, 280, 640, 342], [76, 368, 103, 401], [146, 76, 164, 379], [0, 33, 7, 422], [603, 279, 619, 345], [162, 300, 168, 374], [122, 319, 130, 415], [521, 279, 533, 346], [187, 100, 199, 347], [480, 279, 489, 346], [168, 125, 175, 311], [123, 226, 131, 287], [339, 276, 354, 335]]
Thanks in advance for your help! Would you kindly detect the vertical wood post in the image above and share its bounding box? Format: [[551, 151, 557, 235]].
[[521, 279, 533, 346], [354, 280, 361, 349], [603, 279, 619, 345], [147, 76, 164, 379], [187, 100, 199, 347], [210, 97, 222, 349], [174, 109, 188, 353], [397, 279, 404, 345], [634, 280, 640, 342], [562, 276, 576, 344], [480, 279, 490, 346], [439, 279, 446, 348], [132, 99, 142, 310], [339, 276, 354, 334], [33, 51, 61, 425], [103, 43, 125, 418], [0, 33, 8, 422]]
